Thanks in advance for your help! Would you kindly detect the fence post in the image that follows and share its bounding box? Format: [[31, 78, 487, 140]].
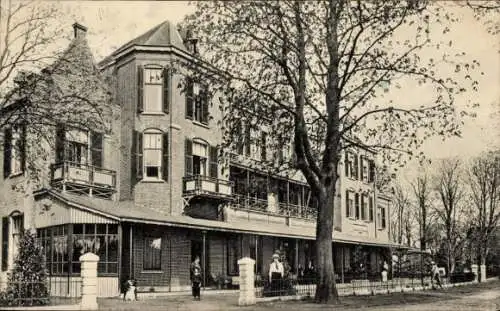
[[238, 257, 256, 306], [80, 252, 99, 310]]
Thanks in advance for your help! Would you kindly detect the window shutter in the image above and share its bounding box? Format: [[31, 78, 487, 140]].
[[137, 65, 144, 113], [260, 132, 267, 161], [132, 131, 143, 182], [90, 132, 104, 168], [344, 152, 349, 177], [162, 133, 169, 181], [162, 68, 170, 114], [361, 195, 365, 220], [3, 128, 12, 178], [185, 78, 194, 120], [185, 138, 193, 176], [355, 193, 360, 219], [1, 217, 8, 271], [201, 87, 209, 125], [345, 190, 350, 217], [244, 123, 251, 157], [369, 160, 375, 183], [354, 155, 359, 179], [20, 124, 26, 173], [359, 156, 364, 181], [55, 124, 65, 163], [209, 145, 218, 178], [235, 120, 243, 155], [369, 196, 374, 221]]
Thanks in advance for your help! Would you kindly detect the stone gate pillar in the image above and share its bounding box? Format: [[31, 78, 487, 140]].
[[80, 252, 99, 310], [471, 264, 478, 283], [238, 257, 256, 306]]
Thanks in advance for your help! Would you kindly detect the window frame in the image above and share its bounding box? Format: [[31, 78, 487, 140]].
[[142, 66, 164, 113], [142, 129, 163, 180], [143, 236, 162, 271]]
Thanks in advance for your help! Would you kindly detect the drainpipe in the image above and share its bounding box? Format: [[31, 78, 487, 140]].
[[129, 226, 133, 279], [202, 231, 206, 288]]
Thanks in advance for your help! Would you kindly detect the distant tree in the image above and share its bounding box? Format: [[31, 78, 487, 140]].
[[184, 0, 481, 303], [468, 150, 500, 281], [411, 170, 435, 252], [391, 182, 414, 246], [433, 158, 465, 273]]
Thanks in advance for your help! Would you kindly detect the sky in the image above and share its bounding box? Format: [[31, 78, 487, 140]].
[[8, 1, 500, 172]]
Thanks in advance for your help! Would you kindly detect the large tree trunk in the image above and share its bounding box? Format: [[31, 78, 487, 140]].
[[314, 186, 339, 304]]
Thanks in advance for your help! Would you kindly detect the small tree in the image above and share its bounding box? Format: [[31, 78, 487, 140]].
[[2, 230, 49, 306]]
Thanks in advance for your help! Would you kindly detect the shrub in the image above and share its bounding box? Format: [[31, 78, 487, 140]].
[[0, 229, 49, 306]]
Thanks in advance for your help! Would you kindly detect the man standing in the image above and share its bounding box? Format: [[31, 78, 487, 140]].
[[431, 261, 443, 289], [190, 256, 203, 300]]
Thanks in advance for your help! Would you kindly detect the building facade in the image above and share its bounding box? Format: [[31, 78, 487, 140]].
[[0, 22, 397, 296]]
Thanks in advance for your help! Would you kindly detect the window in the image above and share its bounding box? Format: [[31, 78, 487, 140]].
[[368, 160, 375, 183], [345, 190, 354, 218], [344, 152, 358, 179], [143, 131, 162, 179], [185, 78, 209, 124], [37, 224, 119, 276], [11, 215, 23, 263], [143, 237, 162, 271], [192, 141, 207, 176], [72, 224, 118, 274], [1, 217, 9, 271], [381, 206, 386, 229], [133, 130, 169, 182], [137, 65, 169, 114], [66, 129, 89, 165], [3, 126, 25, 178], [377, 206, 386, 229], [261, 132, 267, 161], [360, 156, 369, 183], [55, 126, 104, 167], [227, 237, 241, 276], [185, 139, 218, 178], [361, 194, 367, 220], [144, 68, 163, 112], [369, 196, 374, 222]]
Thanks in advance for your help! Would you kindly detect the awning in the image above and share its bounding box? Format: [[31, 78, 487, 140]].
[[37, 189, 404, 249]]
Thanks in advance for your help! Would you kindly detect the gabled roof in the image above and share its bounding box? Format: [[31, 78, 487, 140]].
[[99, 20, 187, 67]]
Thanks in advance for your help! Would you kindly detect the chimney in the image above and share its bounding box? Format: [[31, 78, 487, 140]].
[[72, 22, 87, 39]]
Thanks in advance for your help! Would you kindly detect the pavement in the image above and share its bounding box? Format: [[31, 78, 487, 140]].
[[97, 280, 500, 311]]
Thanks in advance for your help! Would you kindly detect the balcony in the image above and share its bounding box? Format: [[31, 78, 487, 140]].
[[182, 175, 233, 200], [50, 161, 116, 200], [230, 194, 317, 220]]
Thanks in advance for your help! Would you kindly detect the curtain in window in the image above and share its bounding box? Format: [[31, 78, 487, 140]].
[[143, 237, 162, 270]]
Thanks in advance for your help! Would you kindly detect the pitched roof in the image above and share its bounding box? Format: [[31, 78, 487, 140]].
[[105, 20, 187, 62]]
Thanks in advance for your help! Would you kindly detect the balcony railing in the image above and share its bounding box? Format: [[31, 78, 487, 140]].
[[183, 175, 234, 199], [50, 161, 116, 199], [231, 194, 317, 220]]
